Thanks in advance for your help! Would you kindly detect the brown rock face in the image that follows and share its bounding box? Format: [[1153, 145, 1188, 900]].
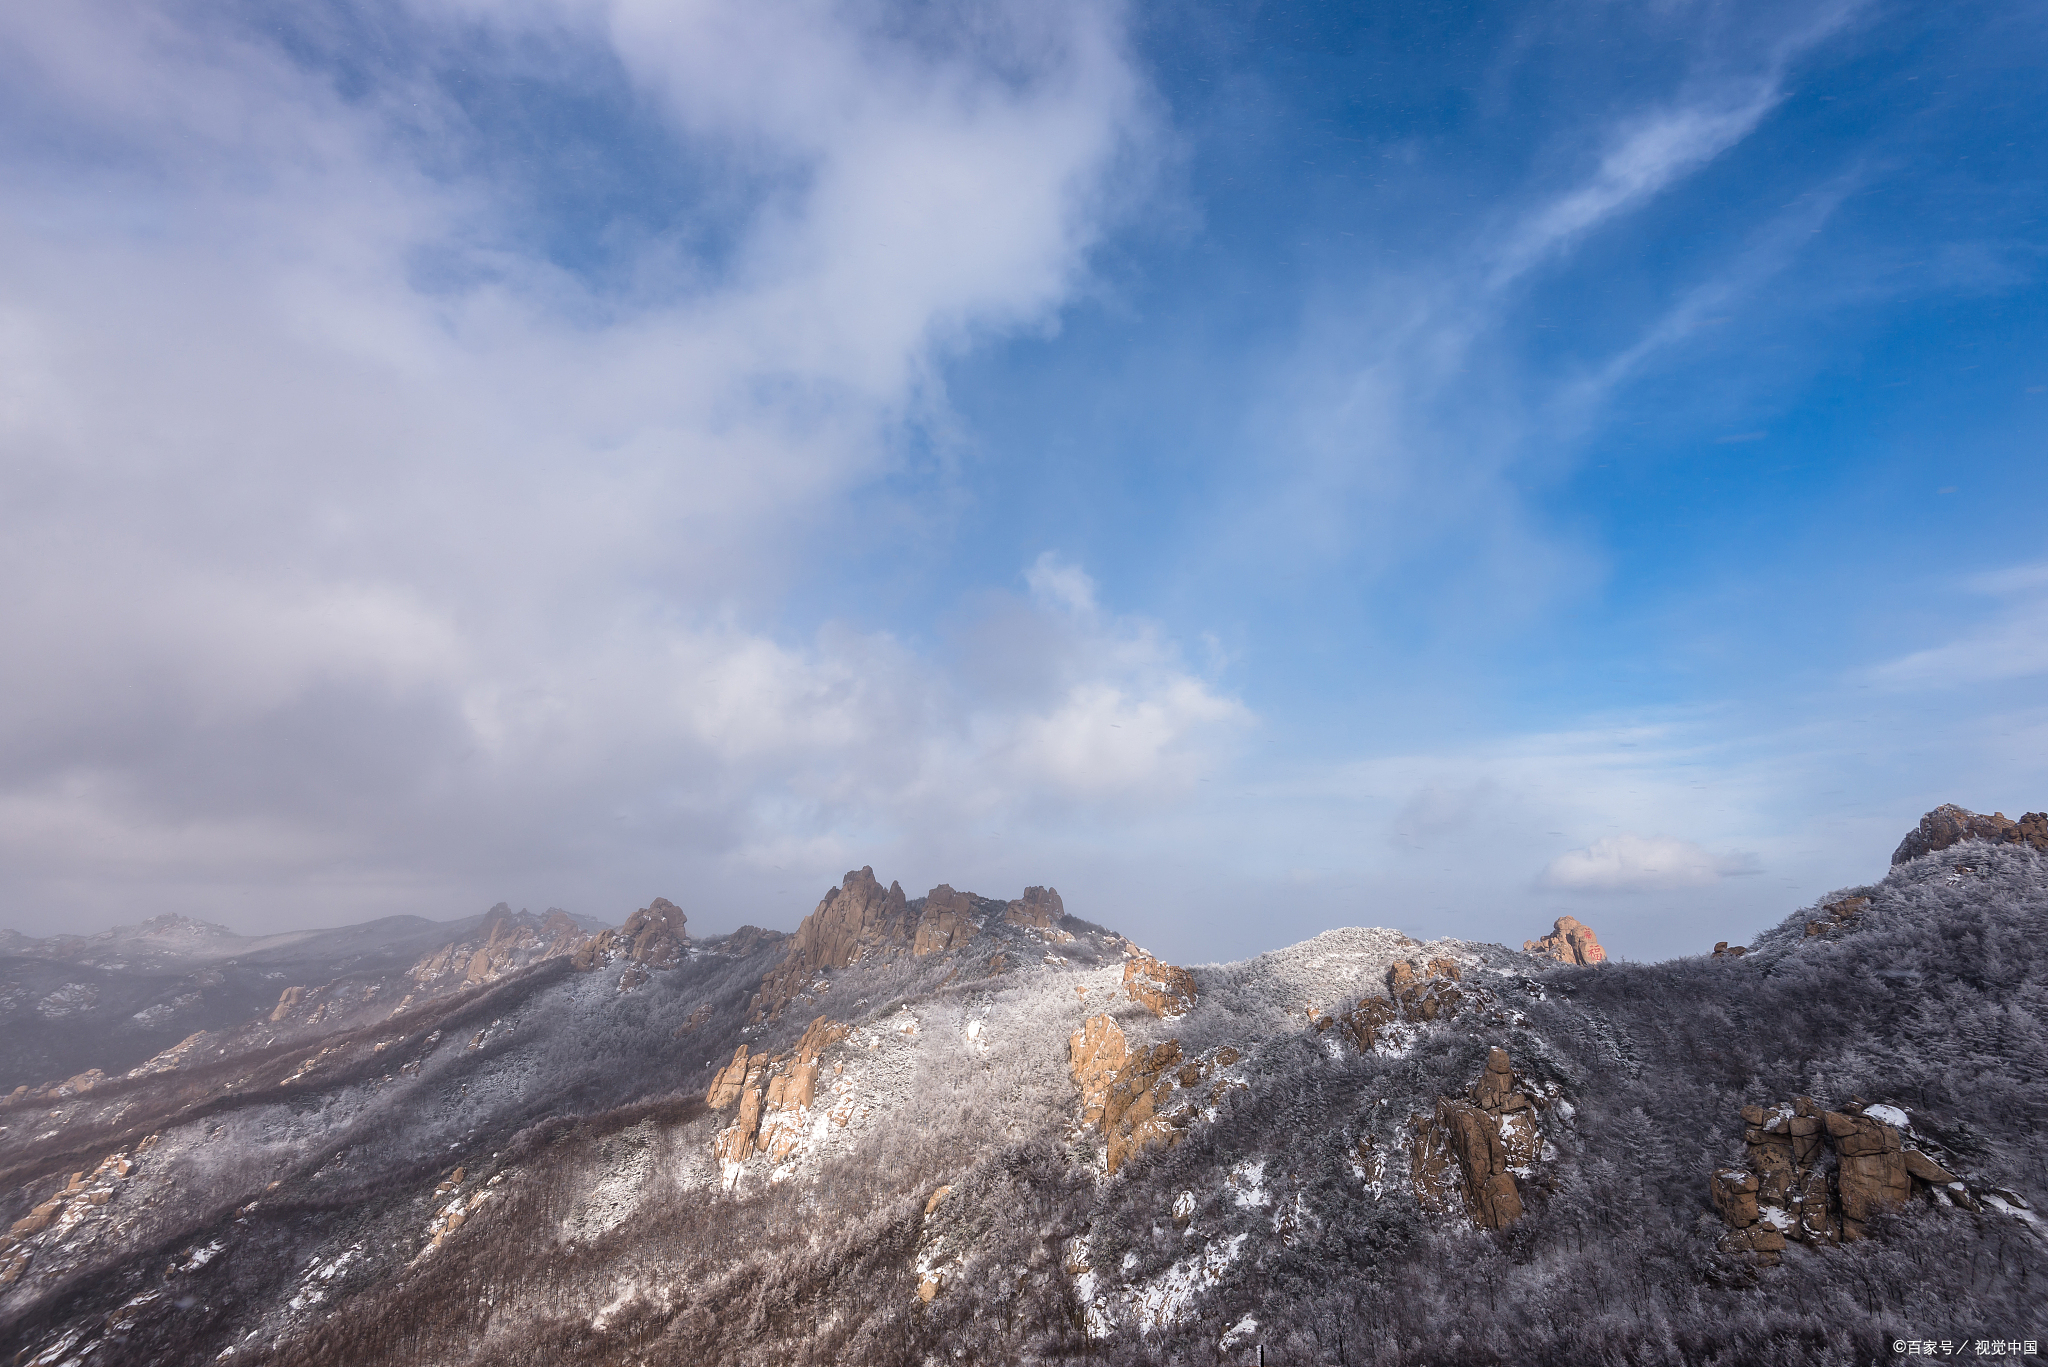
[[912, 885, 980, 958], [721, 925, 787, 958], [1069, 1014, 1238, 1174], [1122, 952, 1198, 1017], [1892, 804, 2048, 864], [1408, 1046, 1536, 1231], [1068, 1014, 1128, 1130], [1003, 886, 1066, 930], [1524, 916, 1606, 966], [409, 906, 596, 1002], [707, 1047, 753, 1109], [708, 1015, 853, 1169], [1322, 959, 1468, 1054], [572, 898, 688, 973], [1825, 1111, 1911, 1236], [1902, 1149, 1957, 1184], [1711, 942, 1749, 959], [752, 868, 912, 1020], [1711, 1097, 1956, 1256], [1711, 1168, 1761, 1227]]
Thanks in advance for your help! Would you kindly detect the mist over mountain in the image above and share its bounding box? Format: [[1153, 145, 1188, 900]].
[[2, 805, 2043, 1365]]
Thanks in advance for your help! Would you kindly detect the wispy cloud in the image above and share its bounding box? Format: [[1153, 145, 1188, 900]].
[[1539, 833, 1761, 893], [1871, 563, 2048, 689], [1490, 88, 1784, 289]]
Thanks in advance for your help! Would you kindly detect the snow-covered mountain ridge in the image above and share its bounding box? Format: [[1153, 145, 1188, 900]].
[[2, 805, 2044, 1365]]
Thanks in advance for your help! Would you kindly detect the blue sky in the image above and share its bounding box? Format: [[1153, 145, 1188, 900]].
[[0, 0, 2042, 961]]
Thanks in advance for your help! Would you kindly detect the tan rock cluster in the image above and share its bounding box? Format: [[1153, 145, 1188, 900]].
[[1892, 804, 2048, 864], [572, 898, 688, 973], [751, 868, 914, 1020], [1318, 959, 1465, 1054], [751, 869, 1071, 1018], [912, 885, 980, 958], [1712, 942, 1749, 959], [1409, 1047, 1538, 1230], [1, 1136, 155, 1285], [1068, 1013, 1240, 1174], [398, 907, 597, 1013], [1802, 896, 1872, 939], [1523, 916, 1607, 966], [4, 1066, 114, 1108], [1002, 886, 1066, 931], [418, 1166, 501, 1259], [1122, 951, 1198, 1017], [914, 1185, 956, 1303], [1710, 1097, 1963, 1260], [124, 1030, 214, 1079], [707, 1015, 854, 1168]]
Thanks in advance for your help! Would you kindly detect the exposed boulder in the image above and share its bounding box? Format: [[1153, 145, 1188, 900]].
[[1068, 1014, 1239, 1174], [1387, 958, 1463, 1021], [1523, 916, 1606, 966], [707, 1016, 853, 1171], [1712, 942, 1749, 959], [706, 1047, 753, 1109], [1003, 886, 1066, 931], [1068, 1014, 1128, 1130], [1826, 1110, 1911, 1237], [912, 885, 980, 958], [573, 898, 688, 973], [1409, 1046, 1536, 1230], [1892, 804, 2048, 864], [1711, 1096, 1994, 1256], [1122, 951, 1197, 1017], [1319, 958, 1467, 1054]]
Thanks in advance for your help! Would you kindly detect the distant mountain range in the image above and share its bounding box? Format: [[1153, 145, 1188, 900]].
[[2, 804, 2044, 1365]]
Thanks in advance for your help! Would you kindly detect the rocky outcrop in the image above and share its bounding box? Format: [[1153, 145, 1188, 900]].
[[1068, 1013, 1239, 1174], [707, 1015, 853, 1172], [410, 906, 595, 998], [1523, 916, 1606, 966], [1710, 1096, 1991, 1259], [719, 925, 787, 958], [1122, 952, 1197, 1017], [1319, 958, 1465, 1054], [751, 868, 913, 1020], [912, 885, 980, 958], [572, 898, 688, 973], [1003, 886, 1066, 931], [1892, 804, 2048, 864], [1409, 1047, 1538, 1230], [1801, 895, 1874, 940], [1711, 941, 1749, 959], [0, 1136, 156, 1285]]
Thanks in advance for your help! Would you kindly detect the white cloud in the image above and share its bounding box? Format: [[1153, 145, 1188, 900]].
[[1026, 552, 1100, 617], [0, 0, 1170, 934], [1492, 90, 1783, 287], [1870, 564, 2048, 689], [1539, 833, 1761, 893]]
